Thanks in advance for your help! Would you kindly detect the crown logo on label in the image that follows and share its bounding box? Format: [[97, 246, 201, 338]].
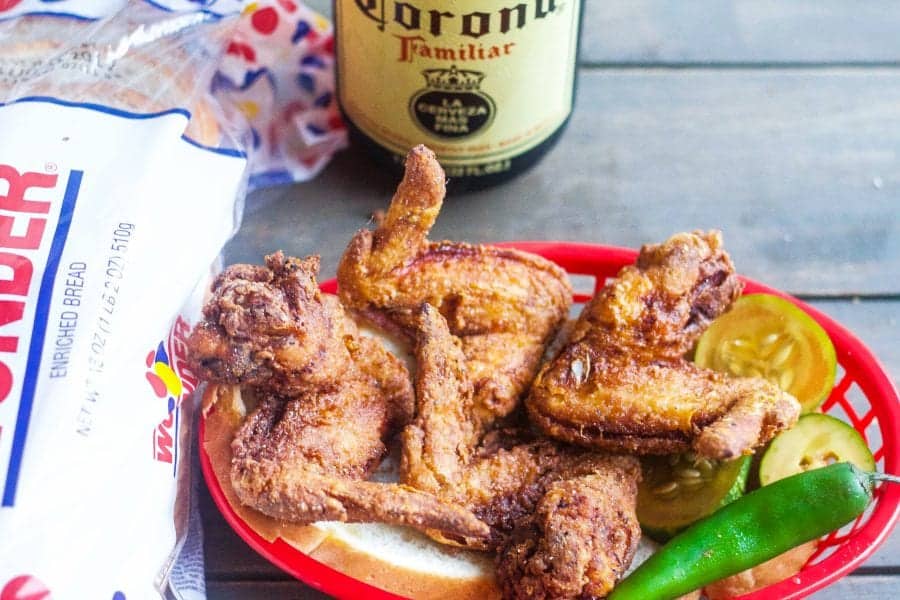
[[422, 66, 485, 91]]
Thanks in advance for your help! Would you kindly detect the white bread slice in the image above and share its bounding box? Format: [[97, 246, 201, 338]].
[[201, 384, 500, 599], [0, 15, 221, 146]]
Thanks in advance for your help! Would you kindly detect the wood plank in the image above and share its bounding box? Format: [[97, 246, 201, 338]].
[[201, 482, 286, 579], [231, 69, 900, 296], [306, 1, 900, 65], [817, 576, 900, 599], [206, 575, 900, 599], [582, 1, 900, 65], [206, 580, 340, 599], [809, 300, 899, 390]]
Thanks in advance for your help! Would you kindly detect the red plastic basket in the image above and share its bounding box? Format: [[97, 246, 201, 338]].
[[200, 241, 900, 600]]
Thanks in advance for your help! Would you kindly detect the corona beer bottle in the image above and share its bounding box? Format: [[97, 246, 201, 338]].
[[334, 0, 583, 191]]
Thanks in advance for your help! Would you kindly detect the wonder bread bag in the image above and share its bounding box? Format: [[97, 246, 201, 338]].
[[0, 0, 344, 597]]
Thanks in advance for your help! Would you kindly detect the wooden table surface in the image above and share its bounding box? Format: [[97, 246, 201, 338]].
[[203, 2, 900, 597]]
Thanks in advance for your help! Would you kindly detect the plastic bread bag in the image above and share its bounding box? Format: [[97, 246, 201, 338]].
[[0, 1, 343, 597], [212, 1, 346, 189]]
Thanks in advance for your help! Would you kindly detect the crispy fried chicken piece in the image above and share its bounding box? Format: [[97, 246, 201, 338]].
[[402, 304, 641, 597], [188, 255, 381, 398], [495, 466, 642, 600], [188, 253, 489, 539], [338, 145, 572, 425], [527, 231, 801, 459]]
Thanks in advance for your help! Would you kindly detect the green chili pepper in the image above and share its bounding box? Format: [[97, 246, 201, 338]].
[[609, 462, 900, 600]]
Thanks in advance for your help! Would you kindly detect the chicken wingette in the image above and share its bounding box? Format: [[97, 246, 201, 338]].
[[338, 145, 572, 427], [527, 231, 801, 459]]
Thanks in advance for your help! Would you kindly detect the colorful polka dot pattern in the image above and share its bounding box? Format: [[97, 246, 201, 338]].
[[0, 575, 50, 600], [213, 0, 346, 190]]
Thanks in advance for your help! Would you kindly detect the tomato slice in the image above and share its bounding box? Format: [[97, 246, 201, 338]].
[[759, 413, 875, 485], [694, 293, 837, 413]]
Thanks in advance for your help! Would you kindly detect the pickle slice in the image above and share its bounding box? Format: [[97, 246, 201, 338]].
[[694, 293, 837, 413], [637, 453, 751, 542], [759, 413, 875, 485]]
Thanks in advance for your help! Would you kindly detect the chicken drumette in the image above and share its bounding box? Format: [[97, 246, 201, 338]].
[[403, 304, 642, 599], [527, 231, 801, 459], [338, 145, 572, 426], [187, 252, 489, 539]]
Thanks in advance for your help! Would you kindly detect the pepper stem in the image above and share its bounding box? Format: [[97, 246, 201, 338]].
[[871, 473, 900, 485]]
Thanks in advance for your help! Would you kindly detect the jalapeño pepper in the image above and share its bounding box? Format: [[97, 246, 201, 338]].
[[609, 463, 898, 600]]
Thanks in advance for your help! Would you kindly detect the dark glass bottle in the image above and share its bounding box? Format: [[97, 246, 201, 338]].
[[333, 0, 583, 192]]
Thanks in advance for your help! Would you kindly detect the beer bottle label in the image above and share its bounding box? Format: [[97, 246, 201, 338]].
[[335, 0, 580, 176]]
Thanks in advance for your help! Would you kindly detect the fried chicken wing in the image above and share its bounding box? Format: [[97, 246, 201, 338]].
[[527, 231, 801, 459], [188, 253, 489, 540], [495, 467, 642, 600], [188, 256, 370, 397], [402, 304, 641, 597], [338, 145, 572, 425]]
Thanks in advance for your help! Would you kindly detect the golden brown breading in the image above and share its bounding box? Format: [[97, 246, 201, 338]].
[[402, 304, 641, 597], [229, 391, 488, 536], [188, 253, 489, 539], [338, 145, 572, 425], [188, 255, 360, 396], [527, 231, 801, 459], [400, 304, 576, 549], [495, 460, 642, 600]]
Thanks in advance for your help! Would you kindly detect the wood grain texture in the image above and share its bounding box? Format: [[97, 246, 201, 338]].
[[810, 300, 899, 390], [309, 1, 900, 65], [582, 1, 900, 65], [230, 69, 900, 296], [206, 580, 332, 599], [202, 482, 285, 579]]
